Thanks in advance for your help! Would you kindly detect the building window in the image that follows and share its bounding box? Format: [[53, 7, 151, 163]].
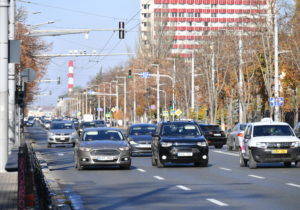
[[204, 22, 208, 27], [179, 13, 184, 17], [143, 13, 151, 18], [143, 4, 150, 9], [172, 13, 177, 17], [211, 4, 217, 8], [187, 13, 193, 18], [212, 13, 217, 18], [195, 13, 201, 18]]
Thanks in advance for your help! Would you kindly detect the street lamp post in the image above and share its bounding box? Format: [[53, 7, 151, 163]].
[[117, 76, 127, 127], [274, 2, 280, 122], [151, 64, 160, 123], [166, 58, 176, 120]]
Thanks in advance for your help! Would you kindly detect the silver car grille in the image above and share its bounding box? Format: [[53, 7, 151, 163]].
[[90, 149, 120, 156], [55, 133, 70, 136], [266, 142, 293, 148]]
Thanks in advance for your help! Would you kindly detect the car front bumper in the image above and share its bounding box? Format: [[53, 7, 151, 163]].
[[48, 135, 77, 144], [159, 146, 209, 163], [206, 137, 227, 146], [251, 147, 300, 163], [130, 143, 152, 153], [77, 149, 131, 166]]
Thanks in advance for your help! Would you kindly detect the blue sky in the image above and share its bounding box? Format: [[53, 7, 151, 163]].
[[17, 0, 141, 107]]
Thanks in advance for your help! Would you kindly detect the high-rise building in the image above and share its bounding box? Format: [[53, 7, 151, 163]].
[[140, 0, 270, 57]]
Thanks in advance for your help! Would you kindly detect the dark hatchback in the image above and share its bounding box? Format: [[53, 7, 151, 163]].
[[151, 121, 209, 167], [198, 124, 227, 149], [127, 123, 156, 154]]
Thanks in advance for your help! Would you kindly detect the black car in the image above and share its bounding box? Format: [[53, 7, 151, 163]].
[[94, 120, 107, 128], [127, 123, 156, 154], [151, 121, 209, 167], [198, 124, 227, 149]]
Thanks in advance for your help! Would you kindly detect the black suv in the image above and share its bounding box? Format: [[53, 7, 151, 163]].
[[151, 121, 209, 167], [197, 124, 227, 149]]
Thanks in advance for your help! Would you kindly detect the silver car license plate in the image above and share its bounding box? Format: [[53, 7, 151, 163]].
[[96, 156, 114, 161], [177, 152, 193, 157]]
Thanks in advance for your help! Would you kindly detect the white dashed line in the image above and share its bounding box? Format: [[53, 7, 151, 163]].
[[153, 176, 165, 180], [286, 183, 300, 188], [213, 150, 239, 157], [176, 185, 192, 191], [207, 198, 229, 207], [219, 167, 232, 171], [137, 168, 146, 173], [248, 175, 265, 179]]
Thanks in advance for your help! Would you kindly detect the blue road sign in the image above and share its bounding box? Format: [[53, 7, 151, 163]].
[[269, 97, 275, 107], [278, 97, 284, 106], [139, 72, 150, 78], [269, 97, 284, 107]]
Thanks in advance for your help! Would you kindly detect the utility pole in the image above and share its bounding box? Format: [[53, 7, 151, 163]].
[[274, 1, 280, 122], [151, 64, 160, 123], [191, 51, 195, 110], [117, 77, 127, 127], [8, 0, 16, 146], [238, 33, 244, 123], [0, 0, 9, 172]]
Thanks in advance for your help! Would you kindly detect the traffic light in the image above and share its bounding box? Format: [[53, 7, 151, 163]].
[[128, 69, 132, 78], [119, 21, 125, 39], [169, 100, 173, 110]]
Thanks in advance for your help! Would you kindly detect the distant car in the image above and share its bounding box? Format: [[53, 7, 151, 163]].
[[197, 124, 227, 149], [26, 116, 35, 127], [226, 123, 248, 151], [78, 121, 96, 135], [43, 120, 51, 129], [47, 120, 79, 148], [240, 118, 300, 169], [127, 124, 156, 154], [294, 122, 300, 138], [94, 120, 107, 128], [151, 121, 208, 167], [74, 127, 131, 170]]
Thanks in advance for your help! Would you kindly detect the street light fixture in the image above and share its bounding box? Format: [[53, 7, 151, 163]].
[[151, 64, 160, 123]]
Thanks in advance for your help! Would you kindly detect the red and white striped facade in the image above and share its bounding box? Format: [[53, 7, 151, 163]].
[[68, 60, 74, 93], [140, 0, 270, 57]]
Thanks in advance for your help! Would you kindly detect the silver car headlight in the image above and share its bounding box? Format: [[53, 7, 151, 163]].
[[79, 147, 92, 152], [256, 142, 267, 149], [48, 132, 55, 137], [197, 141, 207, 147], [291, 141, 300, 148], [119, 147, 130, 151], [161, 142, 172, 147], [128, 138, 137, 145]]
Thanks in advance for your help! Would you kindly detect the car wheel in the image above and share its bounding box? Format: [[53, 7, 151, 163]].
[[249, 151, 257, 169], [76, 158, 83, 170], [151, 154, 157, 166], [215, 145, 223, 149], [284, 162, 291, 167], [194, 162, 201, 167], [198, 159, 208, 167], [239, 151, 247, 167], [295, 161, 300, 168], [72, 143, 75, 147], [47, 143, 51, 148], [156, 156, 164, 168]]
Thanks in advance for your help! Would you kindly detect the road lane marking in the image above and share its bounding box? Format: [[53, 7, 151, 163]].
[[286, 183, 300, 188], [248, 175, 265, 179], [219, 167, 232, 171], [213, 150, 239, 157], [176, 185, 191, 191], [153, 176, 165, 180], [207, 198, 229, 207], [137, 168, 146, 173]]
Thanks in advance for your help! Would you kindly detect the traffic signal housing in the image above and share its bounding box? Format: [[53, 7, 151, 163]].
[[119, 21, 125, 39], [128, 69, 132, 78]]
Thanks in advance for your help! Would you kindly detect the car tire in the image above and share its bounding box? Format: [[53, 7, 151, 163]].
[[295, 161, 300, 168], [151, 154, 157, 166], [156, 156, 164, 168], [198, 159, 208, 167], [47, 143, 51, 148], [215, 145, 223, 149], [233, 140, 237, 151], [239, 151, 247, 167], [72, 143, 75, 147], [194, 162, 201, 167], [249, 151, 257, 169], [284, 162, 291, 167]]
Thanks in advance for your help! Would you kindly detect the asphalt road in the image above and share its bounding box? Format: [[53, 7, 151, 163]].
[[27, 124, 300, 210]]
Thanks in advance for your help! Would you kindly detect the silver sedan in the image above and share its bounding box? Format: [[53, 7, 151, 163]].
[[74, 128, 131, 170]]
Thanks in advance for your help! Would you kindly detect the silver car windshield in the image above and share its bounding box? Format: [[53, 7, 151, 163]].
[[83, 130, 124, 141], [51, 123, 74, 129], [129, 126, 156, 135], [253, 125, 294, 137]]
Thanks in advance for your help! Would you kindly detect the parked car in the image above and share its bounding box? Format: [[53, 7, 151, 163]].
[[151, 121, 208, 168], [294, 122, 300, 138], [74, 127, 131, 170], [226, 123, 248, 151], [26, 116, 35, 127], [47, 120, 79, 148], [197, 124, 227, 149], [240, 118, 300, 169], [126, 123, 156, 154], [94, 120, 107, 128], [78, 121, 96, 135]]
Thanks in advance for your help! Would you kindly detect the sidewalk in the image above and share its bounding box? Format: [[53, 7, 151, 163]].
[[0, 171, 18, 210]]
